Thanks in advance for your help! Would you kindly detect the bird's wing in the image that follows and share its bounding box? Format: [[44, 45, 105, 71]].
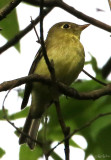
[[21, 47, 43, 109]]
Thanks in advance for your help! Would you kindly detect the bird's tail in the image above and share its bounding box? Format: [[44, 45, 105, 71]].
[[19, 114, 40, 149]]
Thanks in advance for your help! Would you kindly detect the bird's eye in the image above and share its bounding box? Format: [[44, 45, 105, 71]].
[[62, 24, 70, 29]]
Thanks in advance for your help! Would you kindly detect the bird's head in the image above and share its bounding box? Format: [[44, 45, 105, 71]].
[[47, 22, 90, 40]]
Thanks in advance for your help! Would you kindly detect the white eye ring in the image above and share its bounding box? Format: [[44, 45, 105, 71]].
[[61, 24, 71, 29]]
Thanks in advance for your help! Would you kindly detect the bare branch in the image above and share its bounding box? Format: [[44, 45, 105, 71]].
[[2, 86, 42, 147], [55, 100, 70, 160], [30, 16, 41, 43], [0, 0, 22, 21], [0, 7, 53, 54], [57, 0, 111, 32], [108, 0, 111, 10], [83, 69, 107, 86], [39, 0, 56, 81], [23, 0, 60, 7], [24, 0, 111, 32], [101, 57, 111, 79], [0, 74, 111, 100]]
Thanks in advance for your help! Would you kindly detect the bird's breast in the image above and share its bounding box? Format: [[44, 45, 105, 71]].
[[35, 38, 85, 85]]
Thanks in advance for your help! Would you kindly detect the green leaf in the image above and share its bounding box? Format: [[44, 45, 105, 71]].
[[70, 139, 82, 149], [9, 107, 29, 120], [51, 151, 63, 160], [15, 127, 22, 137], [0, 0, 20, 51], [85, 53, 101, 75], [90, 54, 100, 74], [0, 148, 5, 158], [17, 89, 25, 99], [0, 109, 8, 120], [19, 144, 43, 160]]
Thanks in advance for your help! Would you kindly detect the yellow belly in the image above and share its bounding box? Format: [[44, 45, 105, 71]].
[[34, 43, 84, 85], [30, 37, 85, 117]]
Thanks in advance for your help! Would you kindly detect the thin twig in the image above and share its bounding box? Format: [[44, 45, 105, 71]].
[[2, 83, 42, 147], [0, 0, 22, 21], [101, 57, 111, 79], [45, 155, 48, 160], [30, 16, 41, 43], [0, 7, 53, 54], [82, 69, 107, 86], [55, 100, 67, 133], [39, 0, 56, 81], [55, 100, 70, 160]]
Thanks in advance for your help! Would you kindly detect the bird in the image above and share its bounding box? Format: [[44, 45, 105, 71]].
[[19, 21, 89, 149]]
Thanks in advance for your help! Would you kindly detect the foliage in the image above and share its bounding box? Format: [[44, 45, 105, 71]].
[[19, 144, 43, 160], [0, 148, 5, 158], [0, 0, 20, 51]]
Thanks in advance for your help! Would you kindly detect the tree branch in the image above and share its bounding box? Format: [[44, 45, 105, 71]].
[[57, 0, 111, 32], [55, 100, 70, 160], [0, 7, 53, 54], [39, 0, 56, 81], [2, 89, 42, 147], [0, 0, 22, 21], [83, 69, 107, 86], [23, 0, 40, 6], [101, 57, 111, 79], [23, 0, 60, 7], [30, 17, 41, 43], [0, 74, 111, 100], [24, 0, 111, 32]]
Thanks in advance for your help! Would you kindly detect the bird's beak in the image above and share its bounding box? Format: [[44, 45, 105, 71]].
[[79, 24, 90, 31]]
